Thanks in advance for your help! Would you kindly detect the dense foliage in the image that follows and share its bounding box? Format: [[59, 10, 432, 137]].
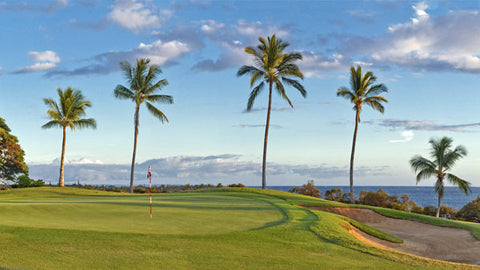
[[0, 117, 28, 182], [457, 196, 480, 222], [289, 180, 321, 198]]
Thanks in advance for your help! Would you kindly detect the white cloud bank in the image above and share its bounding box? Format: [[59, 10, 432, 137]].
[[15, 50, 60, 73], [28, 154, 391, 186]]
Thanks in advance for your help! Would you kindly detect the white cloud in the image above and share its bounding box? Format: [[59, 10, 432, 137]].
[[235, 20, 289, 39], [200, 20, 225, 34], [372, 3, 480, 73], [389, 130, 414, 143], [108, 0, 163, 32], [300, 51, 349, 78], [16, 50, 60, 73], [46, 39, 190, 76]]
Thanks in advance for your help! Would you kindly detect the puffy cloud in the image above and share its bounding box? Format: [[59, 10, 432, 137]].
[[107, 0, 165, 32], [15, 50, 60, 73], [46, 39, 190, 77], [389, 130, 414, 143], [373, 2, 480, 73], [300, 51, 350, 78]]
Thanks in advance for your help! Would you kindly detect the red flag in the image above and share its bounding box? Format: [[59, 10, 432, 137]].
[[147, 166, 152, 178]]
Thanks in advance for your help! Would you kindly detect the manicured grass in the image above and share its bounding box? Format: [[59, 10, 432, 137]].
[[0, 187, 478, 269]]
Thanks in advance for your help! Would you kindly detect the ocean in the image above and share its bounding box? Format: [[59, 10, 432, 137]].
[[252, 186, 480, 209]]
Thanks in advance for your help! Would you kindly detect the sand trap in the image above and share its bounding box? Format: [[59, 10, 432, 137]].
[[313, 207, 480, 265]]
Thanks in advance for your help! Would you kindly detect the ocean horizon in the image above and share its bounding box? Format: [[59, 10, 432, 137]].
[[250, 186, 480, 209]]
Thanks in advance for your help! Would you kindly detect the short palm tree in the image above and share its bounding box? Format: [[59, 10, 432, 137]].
[[410, 137, 471, 218], [337, 66, 388, 203], [237, 35, 306, 189], [42, 87, 96, 187], [114, 58, 173, 193]]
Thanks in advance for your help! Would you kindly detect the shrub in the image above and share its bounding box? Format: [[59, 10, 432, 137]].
[[15, 175, 45, 188], [325, 188, 344, 202], [423, 205, 437, 216], [289, 180, 320, 198], [457, 196, 480, 222], [228, 183, 245, 188]]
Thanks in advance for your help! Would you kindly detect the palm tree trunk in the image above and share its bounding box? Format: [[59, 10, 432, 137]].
[[349, 109, 360, 203], [436, 183, 443, 218], [262, 81, 273, 189], [129, 105, 140, 193], [59, 126, 66, 187]]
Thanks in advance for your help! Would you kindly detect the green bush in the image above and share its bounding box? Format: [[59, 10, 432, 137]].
[[324, 188, 344, 202], [289, 180, 320, 198], [15, 175, 45, 188], [457, 196, 480, 222]]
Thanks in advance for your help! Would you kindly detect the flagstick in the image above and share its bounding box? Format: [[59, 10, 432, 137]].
[[148, 166, 152, 218]]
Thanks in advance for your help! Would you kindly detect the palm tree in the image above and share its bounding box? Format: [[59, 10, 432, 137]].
[[337, 66, 388, 203], [42, 87, 96, 187], [410, 137, 471, 218], [237, 35, 306, 189], [114, 58, 173, 193]]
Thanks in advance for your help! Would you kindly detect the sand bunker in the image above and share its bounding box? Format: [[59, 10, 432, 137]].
[[315, 207, 480, 265]]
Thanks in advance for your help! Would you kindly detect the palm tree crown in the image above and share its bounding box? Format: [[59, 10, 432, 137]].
[[237, 35, 306, 110], [237, 34, 306, 189], [114, 58, 173, 122], [410, 137, 470, 217], [43, 87, 96, 130], [114, 58, 173, 193], [337, 66, 388, 121]]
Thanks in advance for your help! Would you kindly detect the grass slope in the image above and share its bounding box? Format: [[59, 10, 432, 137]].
[[0, 187, 478, 269]]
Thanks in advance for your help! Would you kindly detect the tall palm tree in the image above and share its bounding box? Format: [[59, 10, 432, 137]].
[[42, 87, 96, 187], [237, 35, 306, 189], [410, 137, 471, 218], [114, 58, 173, 193], [337, 66, 388, 203]]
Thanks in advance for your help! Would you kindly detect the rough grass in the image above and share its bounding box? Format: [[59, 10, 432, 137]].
[[0, 187, 478, 269]]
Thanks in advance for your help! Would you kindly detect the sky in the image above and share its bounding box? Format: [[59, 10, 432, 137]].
[[0, 0, 479, 187]]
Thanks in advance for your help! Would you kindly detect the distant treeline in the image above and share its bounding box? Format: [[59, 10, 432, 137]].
[[68, 182, 245, 193], [289, 181, 480, 223]]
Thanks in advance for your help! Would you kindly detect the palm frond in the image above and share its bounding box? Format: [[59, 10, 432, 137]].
[[365, 83, 388, 98], [41, 120, 62, 129], [113, 85, 135, 100], [144, 79, 168, 95], [237, 65, 262, 77], [363, 97, 386, 113], [409, 155, 436, 172], [247, 82, 265, 111], [71, 118, 97, 130], [336, 87, 355, 102], [282, 77, 306, 97], [146, 94, 174, 104], [145, 102, 169, 123], [274, 79, 293, 108], [446, 174, 471, 195]]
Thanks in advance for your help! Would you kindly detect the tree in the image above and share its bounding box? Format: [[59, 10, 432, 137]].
[[410, 137, 471, 218], [42, 87, 96, 187], [237, 35, 306, 189], [0, 117, 28, 182], [337, 66, 388, 203], [114, 58, 173, 193]]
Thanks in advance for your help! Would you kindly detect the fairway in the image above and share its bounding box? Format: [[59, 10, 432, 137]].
[[0, 187, 479, 269]]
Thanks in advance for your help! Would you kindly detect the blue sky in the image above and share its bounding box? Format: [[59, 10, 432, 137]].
[[1, 0, 479, 187]]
